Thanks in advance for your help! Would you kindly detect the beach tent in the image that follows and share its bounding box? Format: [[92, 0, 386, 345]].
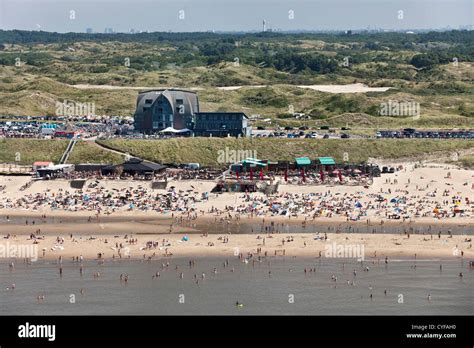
[[318, 157, 336, 165], [355, 202, 363, 208], [295, 157, 311, 166], [241, 158, 267, 167], [159, 127, 191, 134]]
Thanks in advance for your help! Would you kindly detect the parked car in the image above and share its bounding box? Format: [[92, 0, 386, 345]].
[[340, 133, 350, 139]]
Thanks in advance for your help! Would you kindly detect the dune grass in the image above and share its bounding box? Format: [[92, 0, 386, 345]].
[[0, 138, 68, 164], [97, 138, 474, 167], [67, 141, 124, 164]]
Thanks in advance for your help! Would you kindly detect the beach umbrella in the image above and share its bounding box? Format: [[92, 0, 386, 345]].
[[181, 235, 189, 241]]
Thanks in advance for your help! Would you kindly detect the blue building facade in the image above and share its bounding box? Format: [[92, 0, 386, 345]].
[[194, 112, 250, 137]]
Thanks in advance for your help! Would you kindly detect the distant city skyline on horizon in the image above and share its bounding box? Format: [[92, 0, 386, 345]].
[[0, 0, 472, 33]]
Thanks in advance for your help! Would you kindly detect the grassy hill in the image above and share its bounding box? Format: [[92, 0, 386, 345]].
[[0, 139, 122, 165], [97, 138, 474, 168], [1, 30, 473, 129], [0, 138, 68, 164], [1, 137, 473, 168]]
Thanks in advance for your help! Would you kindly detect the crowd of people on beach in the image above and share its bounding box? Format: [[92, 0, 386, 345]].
[[0, 177, 471, 223], [63, 168, 223, 181], [204, 183, 471, 222], [0, 163, 472, 223]]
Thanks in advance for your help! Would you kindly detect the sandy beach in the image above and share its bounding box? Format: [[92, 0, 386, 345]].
[[1, 228, 473, 261], [0, 161, 473, 260]]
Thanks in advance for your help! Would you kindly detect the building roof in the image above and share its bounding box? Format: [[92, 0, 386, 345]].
[[138, 88, 196, 95], [318, 157, 336, 165], [241, 158, 267, 167], [37, 164, 73, 171], [33, 161, 54, 166], [295, 157, 311, 166], [103, 158, 166, 172], [196, 112, 248, 119]]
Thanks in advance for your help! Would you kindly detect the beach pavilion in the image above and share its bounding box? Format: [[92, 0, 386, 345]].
[[102, 158, 166, 176]]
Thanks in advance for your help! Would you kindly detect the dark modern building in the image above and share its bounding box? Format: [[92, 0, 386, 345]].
[[134, 89, 199, 133], [194, 112, 250, 137], [133, 89, 250, 137]]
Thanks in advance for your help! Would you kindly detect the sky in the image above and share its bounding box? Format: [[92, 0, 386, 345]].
[[0, 0, 472, 33]]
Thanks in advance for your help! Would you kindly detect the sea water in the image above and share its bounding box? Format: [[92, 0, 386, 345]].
[[0, 257, 472, 315]]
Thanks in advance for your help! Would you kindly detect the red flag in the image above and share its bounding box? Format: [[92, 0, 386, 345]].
[[236, 170, 239, 179], [284, 169, 288, 182], [301, 168, 305, 182], [250, 168, 253, 181], [338, 170, 342, 182], [259, 168, 264, 180], [320, 169, 324, 182]]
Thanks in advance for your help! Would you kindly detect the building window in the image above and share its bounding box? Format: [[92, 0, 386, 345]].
[[152, 121, 159, 129], [143, 107, 150, 112], [145, 99, 153, 104], [176, 99, 184, 105]]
